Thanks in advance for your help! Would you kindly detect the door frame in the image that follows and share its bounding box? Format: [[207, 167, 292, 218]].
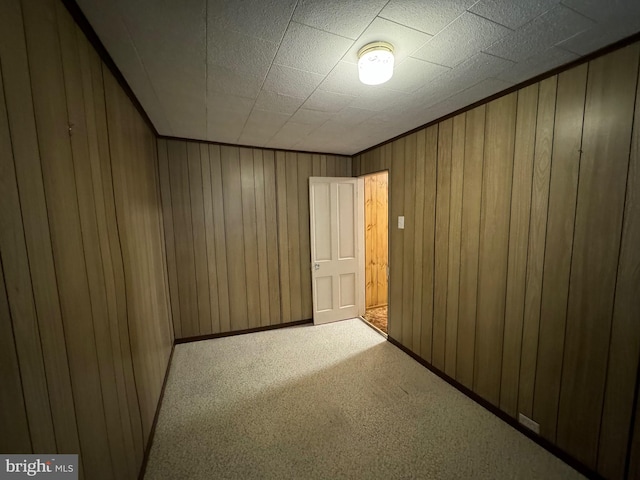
[[359, 169, 391, 330]]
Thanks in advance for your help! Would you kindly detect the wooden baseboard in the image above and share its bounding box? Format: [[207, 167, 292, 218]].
[[386, 336, 603, 480], [138, 343, 175, 480], [175, 319, 313, 345]]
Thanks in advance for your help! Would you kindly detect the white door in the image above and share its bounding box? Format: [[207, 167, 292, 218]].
[[309, 177, 365, 325]]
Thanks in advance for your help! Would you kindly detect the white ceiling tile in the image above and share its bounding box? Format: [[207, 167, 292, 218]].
[[208, 92, 255, 114], [245, 109, 291, 131], [318, 62, 365, 96], [207, 115, 244, 143], [254, 90, 306, 115], [379, 0, 478, 35], [560, 0, 640, 23], [292, 0, 388, 39], [80, 0, 640, 155], [469, 0, 561, 30], [414, 52, 514, 105], [237, 132, 271, 147], [484, 4, 595, 62], [383, 57, 450, 93], [333, 107, 376, 125], [263, 64, 325, 98], [350, 88, 409, 111], [412, 12, 511, 68], [290, 108, 334, 125], [207, 65, 265, 99], [303, 90, 357, 112], [497, 47, 578, 83], [207, 0, 297, 43], [445, 77, 514, 110], [342, 17, 433, 65], [272, 121, 318, 139], [207, 27, 278, 78], [273, 22, 354, 75], [557, 21, 640, 56]]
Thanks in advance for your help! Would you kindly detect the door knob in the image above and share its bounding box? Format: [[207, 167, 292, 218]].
[[314, 263, 320, 270]]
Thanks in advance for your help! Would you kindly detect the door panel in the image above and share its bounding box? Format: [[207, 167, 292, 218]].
[[310, 177, 364, 324]]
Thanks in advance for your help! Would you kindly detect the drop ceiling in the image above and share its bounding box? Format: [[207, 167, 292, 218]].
[[76, 0, 640, 155]]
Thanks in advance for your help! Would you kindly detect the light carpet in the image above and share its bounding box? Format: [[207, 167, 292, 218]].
[[144, 319, 583, 479]]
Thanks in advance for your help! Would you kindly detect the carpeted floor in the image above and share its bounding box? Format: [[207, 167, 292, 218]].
[[145, 319, 583, 480], [363, 305, 388, 334]]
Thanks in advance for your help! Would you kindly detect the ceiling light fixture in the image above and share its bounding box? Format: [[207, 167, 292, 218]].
[[357, 41, 394, 86]]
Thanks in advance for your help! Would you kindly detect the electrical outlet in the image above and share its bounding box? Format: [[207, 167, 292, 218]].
[[398, 216, 405, 229], [518, 413, 540, 434]]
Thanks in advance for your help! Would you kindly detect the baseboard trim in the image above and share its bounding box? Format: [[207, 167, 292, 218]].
[[386, 336, 603, 480], [138, 342, 175, 480], [175, 319, 313, 345]]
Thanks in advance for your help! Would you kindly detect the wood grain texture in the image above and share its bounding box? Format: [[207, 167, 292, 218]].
[[187, 143, 211, 334], [159, 142, 350, 336], [499, 84, 538, 417], [557, 44, 640, 469], [157, 140, 182, 337], [222, 146, 249, 330], [401, 133, 417, 350], [433, 119, 452, 371], [533, 64, 587, 439], [420, 126, 438, 362], [364, 173, 388, 309], [297, 153, 313, 321], [240, 148, 260, 328], [209, 145, 231, 332], [518, 76, 557, 418], [474, 93, 517, 407], [388, 139, 405, 342], [200, 145, 220, 333], [596, 59, 640, 480], [445, 114, 465, 378], [412, 132, 425, 352], [456, 106, 485, 389], [0, 0, 173, 476], [0, 0, 81, 457], [0, 67, 33, 456]]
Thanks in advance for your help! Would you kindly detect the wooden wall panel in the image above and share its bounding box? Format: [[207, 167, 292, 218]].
[[0, 67, 33, 456], [401, 133, 417, 349], [533, 64, 587, 440], [456, 106, 484, 389], [445, 114, 465, 378], [597, 60, 640, 480], [433, 120, 452, 371], [188, 143, 211, 334], [518, 76, 556, 418], [474, 93, 516, 406], [364, 172, 388, 309], [239, 148, 260, 328], [161, 143, 351, 337], [499, 84, 538, 416], [420, 127, 437, 362], [557, 44, 639, 469], [352, 40, 640, 479], [0, 1, 173, 478], [387, 139, 405, 342], [412, 132, 425, 352]]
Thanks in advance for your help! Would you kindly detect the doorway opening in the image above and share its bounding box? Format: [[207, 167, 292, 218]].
[[361, 171, 389, 334]]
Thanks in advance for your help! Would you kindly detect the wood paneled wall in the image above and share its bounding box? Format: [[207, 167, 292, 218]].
[[353, 42, 640, 480], [158, 140, 351, 339], [364, 172, 388, 308], [0, 0, 173, 479]]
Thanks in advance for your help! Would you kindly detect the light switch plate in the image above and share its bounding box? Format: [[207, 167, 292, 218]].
[[398, 216, 405, 229]]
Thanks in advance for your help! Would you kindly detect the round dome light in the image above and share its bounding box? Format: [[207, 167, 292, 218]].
[[357, 41, 394, 86]]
